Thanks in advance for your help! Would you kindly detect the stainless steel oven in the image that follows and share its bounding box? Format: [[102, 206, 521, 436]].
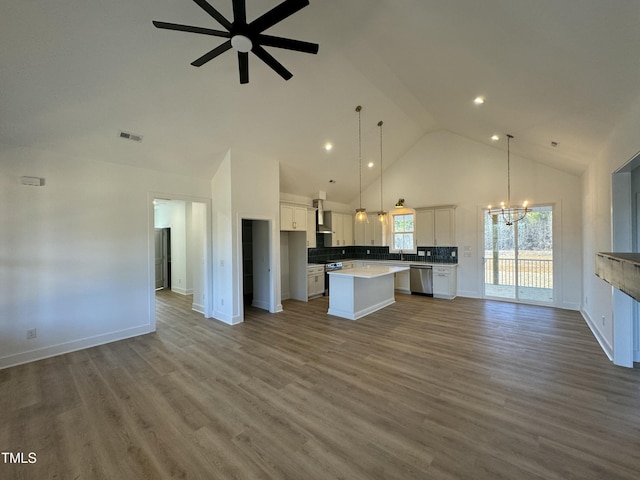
[[323, 261, 342, 295]]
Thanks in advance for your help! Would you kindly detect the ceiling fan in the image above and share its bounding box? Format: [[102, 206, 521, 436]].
[[153, 0, 319, 84]]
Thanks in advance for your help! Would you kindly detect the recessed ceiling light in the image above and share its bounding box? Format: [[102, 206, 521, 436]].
[[491, 135, 500, 141], [367, 161, 374, 168], [474, 96, 485, 105], [324, 143, 333, 151]]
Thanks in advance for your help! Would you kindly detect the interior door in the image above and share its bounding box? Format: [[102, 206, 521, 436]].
[[154, 228, 169, 290]]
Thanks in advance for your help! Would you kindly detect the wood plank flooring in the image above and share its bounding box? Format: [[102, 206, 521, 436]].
[[1, 291, 639, 479]]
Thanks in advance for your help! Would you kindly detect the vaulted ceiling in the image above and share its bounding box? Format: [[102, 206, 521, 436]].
[[2, 1, 639, 203]]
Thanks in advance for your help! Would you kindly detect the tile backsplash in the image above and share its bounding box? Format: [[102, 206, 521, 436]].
[[308, 244, 458, 264]]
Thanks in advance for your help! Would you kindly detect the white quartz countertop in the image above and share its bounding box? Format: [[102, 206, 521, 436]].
[[328, 265, 409, 279]]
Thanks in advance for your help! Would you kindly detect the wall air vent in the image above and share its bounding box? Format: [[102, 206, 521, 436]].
[[118, 130, 143, 143]]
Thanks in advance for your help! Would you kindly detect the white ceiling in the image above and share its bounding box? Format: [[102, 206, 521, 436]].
[[2, 0, 639, 203]]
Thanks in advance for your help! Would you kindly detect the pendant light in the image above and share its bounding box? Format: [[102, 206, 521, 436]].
[[376, 120, 387, 223], [487, 134, 529, 225], [355, 105, 368, 223]]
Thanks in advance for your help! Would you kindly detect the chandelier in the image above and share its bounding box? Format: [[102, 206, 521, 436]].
[[355, 105, 368, 223], [487, 134, 529, 225]]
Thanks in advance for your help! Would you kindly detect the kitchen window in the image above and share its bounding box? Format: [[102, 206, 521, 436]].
[[389, 210, 416, 253]]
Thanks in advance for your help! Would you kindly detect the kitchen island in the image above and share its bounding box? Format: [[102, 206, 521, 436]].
[[327, 265, 410, 320]]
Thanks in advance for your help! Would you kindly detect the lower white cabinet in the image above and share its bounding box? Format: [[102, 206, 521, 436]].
[[307, 265, 325, 299], [432, 265, 457, 299]]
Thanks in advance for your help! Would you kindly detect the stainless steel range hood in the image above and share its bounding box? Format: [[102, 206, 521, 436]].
[[313, 197, 332, 234]]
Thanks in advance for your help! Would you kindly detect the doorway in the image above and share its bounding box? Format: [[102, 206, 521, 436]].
[[150, 196, 210, 326], [241, 219, 272, 314], [483, 205, 554, 304]]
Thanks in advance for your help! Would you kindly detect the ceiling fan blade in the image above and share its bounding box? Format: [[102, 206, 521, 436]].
[[152, 21, 230, 38], [252, 45, 293, 80], [192, 0, 233, 31], [257, 34, 318, 54], [191, 40, 233, 67], [232, 0, 247, 26], [250, 0, 309, 34], [238, 51, 249, 84]]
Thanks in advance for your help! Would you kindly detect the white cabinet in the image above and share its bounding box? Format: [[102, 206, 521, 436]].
[[416, 206, 456, 246], [307, 265, 324, 299], [306, 209, 317, 248], [341, 260, 356, 270], [323, 212, 354, 247], [354, 218, 384, 246], [432, 265, 457, 299], [280, 204, 307, 231]]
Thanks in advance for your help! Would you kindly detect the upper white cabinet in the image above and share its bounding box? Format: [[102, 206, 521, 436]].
[[323, 211, 354, 247], [280, 203, 308, 231], [416, 206, 456, 246], [354, 218, 384, 246], [306, 209, 317, 248]]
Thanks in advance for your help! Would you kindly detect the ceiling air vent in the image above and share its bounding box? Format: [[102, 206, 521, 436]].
[[118, 130, 143, 143]]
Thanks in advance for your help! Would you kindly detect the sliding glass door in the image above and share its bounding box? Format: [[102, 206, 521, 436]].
[[483, 205, 553, 304]]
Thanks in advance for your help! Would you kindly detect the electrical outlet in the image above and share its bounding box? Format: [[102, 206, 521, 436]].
[[26, 328, 37, 339], [342, 250, 345, 254], [418, 251, 425, 257], [367, 250, 371, 254]]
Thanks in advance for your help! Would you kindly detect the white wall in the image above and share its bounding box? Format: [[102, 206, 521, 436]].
[[582, 94, 640, 365], [0, 146, 210, 368], [190, 202, 207, 313], [210, 149, 281, 324], [355, 130, 583, 309], [169, 200, 188, 294]]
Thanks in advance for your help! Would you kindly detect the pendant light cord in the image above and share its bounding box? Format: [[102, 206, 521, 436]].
[[378, 120, 383, 210], [507, 133, 513, 209], [356, 105, 363, 209]]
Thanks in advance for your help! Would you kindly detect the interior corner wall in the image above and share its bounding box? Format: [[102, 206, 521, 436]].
[[210, 149, 280, 324], [357, 130, 582, 309], [230, 150, 281, 316], [211, 152, 235, 324], [0, 145, 210, 369]]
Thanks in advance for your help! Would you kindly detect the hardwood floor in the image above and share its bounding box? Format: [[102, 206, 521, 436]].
[[1, 291, 639, 479]]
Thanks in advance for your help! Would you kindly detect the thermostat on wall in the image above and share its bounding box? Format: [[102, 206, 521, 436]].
[[20, 176, 45, 187]]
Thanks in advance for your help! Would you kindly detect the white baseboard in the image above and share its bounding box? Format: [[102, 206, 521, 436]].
[[581, 309, 613, 361], [212, 309, 243, 325], [171, 286, 192, 295], [192, 303, 205, 314], [0, 324, 154, 370], [252, 299, 270, 310]]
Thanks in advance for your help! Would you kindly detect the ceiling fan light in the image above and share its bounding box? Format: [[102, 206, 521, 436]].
[[231, 35, 252, 52]]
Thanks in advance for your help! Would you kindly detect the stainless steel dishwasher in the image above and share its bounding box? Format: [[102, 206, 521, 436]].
[[410, 264, 433, 296]]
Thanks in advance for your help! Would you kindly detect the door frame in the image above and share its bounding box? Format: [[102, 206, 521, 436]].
[[148, 192, 212, 331], [481, 203, 556, 306], [237, 214, 280, 321]]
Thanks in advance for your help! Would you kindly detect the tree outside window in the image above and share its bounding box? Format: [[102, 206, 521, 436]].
[[390, 212, 416, 253]]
